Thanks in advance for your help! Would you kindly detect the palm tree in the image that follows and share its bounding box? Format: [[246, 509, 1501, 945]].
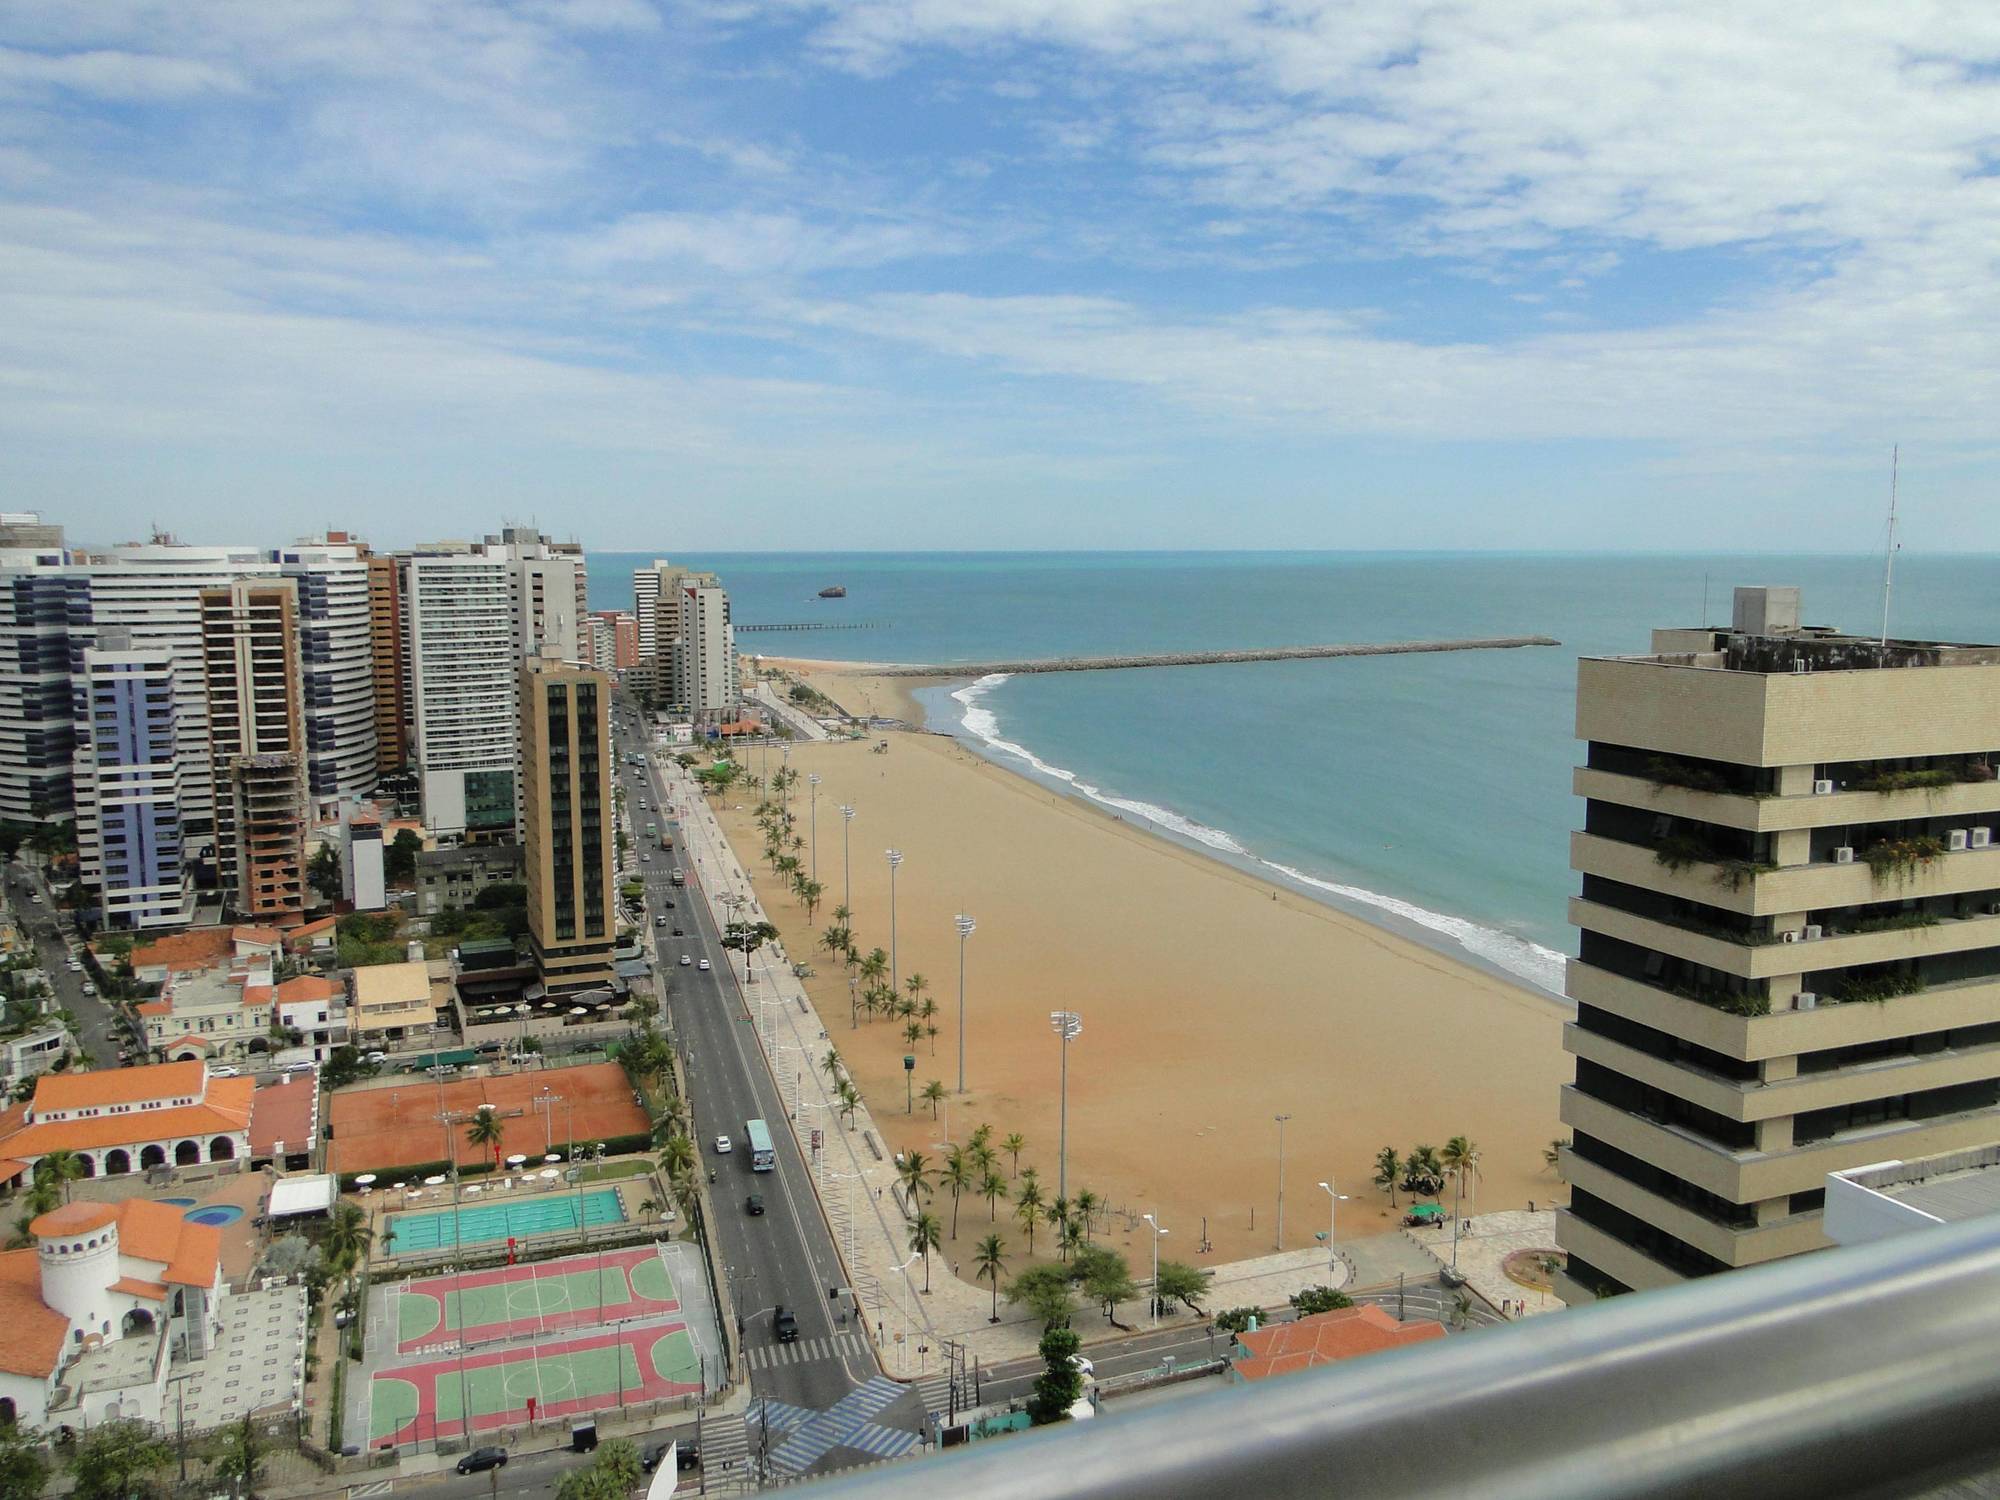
[[1074, 1189, 1101, 1244], [941, 1147, 973, 1239], [1059, 1216, 1086, 1261], [833, 903, 852, 927], [822, 1048, 844, 1084], [638, 1196, 660, 1221], [980, 1168, 1008, 1223], [1405, 1144, 1446, 1201], [798, 879, 823, 924], [1442, 1135, 1482, 1217], [1002, 1132, 1026, 1177], [970, 1122, 993, 1154], [325, 1201, 374, 1272], [974, 1233, 1007, 1323], [836, 1080, 862, 1129], [897, 1149, 932, 1204], [35, 1150, 86, 1205], [466, 1109, 506, 1168], [1544, 1137, 1569, 1177], [1046, 1196, 1071, 1259], [909, 1211, 943, 1293], [1015, 1178, 1045, 1254], [921, 1079, 946, 1119], [859, 947, 889, 993], [659, 1134, 696, 1181], [1374, 1147, 1403, 1208], [902, 1020, 923, 1050]]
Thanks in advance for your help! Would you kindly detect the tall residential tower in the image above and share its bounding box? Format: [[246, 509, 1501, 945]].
[[520, 659, 615, 996]]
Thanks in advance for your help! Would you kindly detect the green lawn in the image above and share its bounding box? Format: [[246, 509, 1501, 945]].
[[581, 1158, 652, 1182]]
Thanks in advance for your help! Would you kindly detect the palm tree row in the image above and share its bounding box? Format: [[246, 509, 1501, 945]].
[[1372, 1137, 1482, 1210]]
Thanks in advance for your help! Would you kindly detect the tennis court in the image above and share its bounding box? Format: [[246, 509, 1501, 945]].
[[385, 1187, 626, 1253], [368, 1319, 704, 1445], [393, 1246, 680, 1351]]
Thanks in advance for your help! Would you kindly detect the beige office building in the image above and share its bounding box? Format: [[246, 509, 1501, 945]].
[[521, 659, 616, 996], [1557, 586, 2000, 1304]]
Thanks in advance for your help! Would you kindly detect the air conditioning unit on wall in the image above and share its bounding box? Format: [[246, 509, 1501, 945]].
[[1949, 829, 1970, 851], [1804, 924, 1823, 940], [1794, 992, 1818, 1011], [1834, 846, 1856, 864], [1973, 827, 1994, 849], [1813, 779, 1835, 795], [1782, 930, 1800, 944]]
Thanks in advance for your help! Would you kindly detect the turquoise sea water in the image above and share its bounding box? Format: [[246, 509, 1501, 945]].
[[588, 552, 2000, 994]]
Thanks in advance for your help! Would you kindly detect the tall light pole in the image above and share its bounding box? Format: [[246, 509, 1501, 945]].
[[807, 773, 822, 885], [838, 805, 855, 916], [1142, 1212, 1168, 1329], [953, 913, 975, 1094], [885, 849, 904, 993], [1051, 1010, 1081, 1205], [1274, 1113, 1292, 1250], [1318, 1181, 1350, 1278]]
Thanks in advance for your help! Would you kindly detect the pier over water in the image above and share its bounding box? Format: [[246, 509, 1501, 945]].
[[861, 635, 1561, 677]]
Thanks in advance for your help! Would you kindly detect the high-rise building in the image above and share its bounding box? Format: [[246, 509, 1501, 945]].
[[201, 581, 308, 922], [669, 576, 738, 727], [275, 539, 378, 805], [632, 561, 671, 664], [0, 513, 63, 549], [72, 634, 190, 930], [402, 550, 519, 839], [0, 559, 82, 830], [1557, 586, 2000, 1305], [588, 610, 639, 672], [520, 658, 615, 996], [365, 552, 407, 776]]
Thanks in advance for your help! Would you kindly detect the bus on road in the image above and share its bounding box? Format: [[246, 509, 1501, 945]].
[[744, 1118, 776, 1171]]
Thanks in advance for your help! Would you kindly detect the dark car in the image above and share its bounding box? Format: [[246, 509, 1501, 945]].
[[456, 1447, 508, 1475], [641, 1440, 701, 1473], [745, 1193, 765, 1216], [774, 1306, 799, 1342]]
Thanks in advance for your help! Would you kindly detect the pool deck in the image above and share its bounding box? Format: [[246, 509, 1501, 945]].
[[69, 1169, 270, 1282]]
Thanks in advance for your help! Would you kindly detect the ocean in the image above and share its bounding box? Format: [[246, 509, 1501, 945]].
[[588, 551, 2000, 996]]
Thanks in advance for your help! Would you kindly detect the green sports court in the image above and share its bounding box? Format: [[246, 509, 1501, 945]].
[[392, 1246, 679, 1351]]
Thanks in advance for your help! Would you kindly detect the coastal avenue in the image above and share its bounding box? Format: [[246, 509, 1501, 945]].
[[613, 700, 929, 1480]]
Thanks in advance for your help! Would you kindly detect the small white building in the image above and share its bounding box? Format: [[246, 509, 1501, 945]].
[[341, 815, 387, 912], [273, 975, 348, 1060], [138, 954, 274, 1064], [0, 1025, 77, 1089], [1826, 1147, 2000, 1247]]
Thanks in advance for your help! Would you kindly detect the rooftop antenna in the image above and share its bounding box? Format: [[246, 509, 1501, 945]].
[[1881, 445, 1900, 647]]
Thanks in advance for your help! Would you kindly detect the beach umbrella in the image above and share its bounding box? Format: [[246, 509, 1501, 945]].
[[506, 1153, 527, 1167], [423, 1174, 446, 1186], [354, 1174, 377, 1187]]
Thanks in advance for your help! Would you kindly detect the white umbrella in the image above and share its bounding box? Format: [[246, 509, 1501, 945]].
[[506, 1154, 527, 1167], [423, 1174, 446, 1186], [354, 1174, 377, 1187], [541, 1167, 561, 1180], [544, 1153, 561, 1163]]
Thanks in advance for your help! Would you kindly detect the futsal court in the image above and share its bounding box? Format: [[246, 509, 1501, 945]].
[[392, 1245, 680, 1352], [367, 1320, 705, 1445]]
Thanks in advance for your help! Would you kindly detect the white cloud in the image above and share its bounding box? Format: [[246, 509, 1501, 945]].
[[564, 209, 966, 275], [0, 46, 247, 99]]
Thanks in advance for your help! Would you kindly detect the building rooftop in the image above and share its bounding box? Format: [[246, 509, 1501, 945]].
[[130, 927, 236, 976], [1832, 1146, 2000, 1228], [1231, 1303, 1447, 1382], [248, 1075, 318, 1161], [0, 1251, 67, 1377], [1588, 586, 2000, 675], [33, 1060, 209, 1112], [351, 961, 432, 1006], [29, 1202, 119, 1237]]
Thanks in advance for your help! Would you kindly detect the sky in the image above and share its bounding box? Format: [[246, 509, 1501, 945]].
[[3, 1, 1999, 552]]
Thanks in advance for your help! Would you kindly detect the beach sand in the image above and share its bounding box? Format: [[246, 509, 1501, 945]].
[[714, 665, 1571, 1273]]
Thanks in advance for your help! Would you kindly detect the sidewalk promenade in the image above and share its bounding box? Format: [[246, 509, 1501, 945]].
[[661, 754, 1454, 1378]]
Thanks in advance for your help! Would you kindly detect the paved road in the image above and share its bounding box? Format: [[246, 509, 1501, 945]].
[[4, 860, 135, 1068], [614, 705, 926, 1481]]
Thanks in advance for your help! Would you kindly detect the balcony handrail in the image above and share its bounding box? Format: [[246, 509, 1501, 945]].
[[810, 1213, 2000, 1500]]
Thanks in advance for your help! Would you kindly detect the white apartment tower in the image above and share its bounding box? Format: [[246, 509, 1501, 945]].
[[673, 577, 738, 727], [402, 550, 520, 839], [275, 539, 379, 806]]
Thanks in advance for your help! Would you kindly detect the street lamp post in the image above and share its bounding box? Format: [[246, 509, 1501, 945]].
[[1274, 1113, 1292, 1251], [1143, 1212, 1169, 1328], [953, 914, 975, 1094], [1318, 1180, 1350, 1278], [808, 773, 821, 885], [1050, 1010, 1082, 1205], [838, 804, 855, 916], [886, 849, 904, 993]]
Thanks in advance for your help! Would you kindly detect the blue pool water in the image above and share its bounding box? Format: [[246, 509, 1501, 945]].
[[185, 1205, 244, 1227], [386, 1188, 626, 1253], [157, 1197, 196, 1207]]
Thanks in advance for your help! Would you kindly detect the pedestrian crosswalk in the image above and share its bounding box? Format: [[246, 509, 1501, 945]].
[[745, 1332, 870, 1370], [914, 1373, 951, 1416], [756, 1376, 923, 1475]]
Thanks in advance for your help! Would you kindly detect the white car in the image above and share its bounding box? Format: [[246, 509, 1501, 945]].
[[80, 982, 96, 997], [66, 959, 82, 973], [1070, 1355, 1095, 1378], [679, 953, 692, 966], [714, 1135, 732, 1154], [210, 1066, 240, 1078], [697, 958, 711, 972]]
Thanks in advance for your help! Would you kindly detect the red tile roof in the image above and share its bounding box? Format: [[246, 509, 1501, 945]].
[[116, 1199, 222, 1287], [0, 1250, 69, 1377], [1, 1073, 254, 1158], [274, 975, 339, 1005], [231, 925, 283, 947], [28, 1202, 118, 1237], [249, 1076, 318, 1161], [130, 927, 234, 975], [110, 1276, 168, 1301], [1232, 1304, 1447, 1382], [33, 1061, 209, 1112]]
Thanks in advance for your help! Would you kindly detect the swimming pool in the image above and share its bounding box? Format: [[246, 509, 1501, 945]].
[[186, 1205, 244, 1227], [158, 1197, 196, 1208], [385, 1188, 626, 1253]]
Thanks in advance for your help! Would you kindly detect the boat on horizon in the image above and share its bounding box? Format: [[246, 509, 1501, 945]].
[[818, 585, 847, 598]]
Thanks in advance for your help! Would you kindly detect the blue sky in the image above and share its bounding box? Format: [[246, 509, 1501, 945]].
[[3, 1, 1998, 551]]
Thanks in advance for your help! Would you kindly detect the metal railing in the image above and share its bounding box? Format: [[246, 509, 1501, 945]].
[[805, 1213, 2000, 1500]]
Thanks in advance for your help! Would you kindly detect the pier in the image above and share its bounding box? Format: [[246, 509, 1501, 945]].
[[861, 636, 1560, 677], [738, 621, 884, 633]]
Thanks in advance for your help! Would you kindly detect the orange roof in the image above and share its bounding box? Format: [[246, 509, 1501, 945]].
[[241, 984, 272, 1007], [137, 1000, 172, 1017], [164, 1036, 216, 1052], [231, 925, 282, 947], [115, 1199, 222, 1287], [275, 974, 339, 1004], [286, 917, 338, 948], [130, 927, 234, 974], [29, 1201, 118, 1237], [2, 1076, 254, 1159], [249, 1076, 318, 1161], [110, 1276, 168, 1301], [1233, 1304, 1446, 1382], [0, 1250, 68, 1377], [33, 1061, 209, 1113]]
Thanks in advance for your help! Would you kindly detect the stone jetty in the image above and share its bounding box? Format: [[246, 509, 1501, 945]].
[[862, 635, 1560, 678]]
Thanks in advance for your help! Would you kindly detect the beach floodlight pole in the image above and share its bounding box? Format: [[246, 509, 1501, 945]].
[[954, 913, 976, 1094], [1143, 1212, 1168, 1329], [839, 804, 855, 917], [886, 849, 904, 993], [1051, 1010, 1082, 1204], [808, 773, 822, 884], [1318, 1181, 1350, 1279], [1274, 1113, 1292, 1251]]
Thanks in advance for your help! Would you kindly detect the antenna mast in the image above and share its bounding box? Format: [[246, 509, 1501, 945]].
[[1881, 445, 1899, 647]]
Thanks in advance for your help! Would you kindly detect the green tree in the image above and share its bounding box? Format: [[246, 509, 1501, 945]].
[[1213, 1306, 1260, 1334], [1073, 1188, 1101, 1244], [1027, 1326, 1084, 1424], [1442, 1135, 1482, 1211], [306, 843, 342, 903], [34, 1149, 85, 1205], [324, 1200, 374, 1274], [1073, 1244, 1139, 1327], [940, 1146, 972, 1239], [555, 1438, 641, 1500], [1006, 1263, 1076, 1330], [659, 1134, 696, 1182], [214, 1414, 261, 1500], [0, 1422, 48, 1500], [322, 1044, 375, 1090], [836, 1080, 862, 1129], [1290, 1285, 1354, 1317], [973, 1232, 1007, 1323], [383, 829, 422, 884], [901, 1020, 923, 1051], [1374, 1146, 1403, 1207], [896, 1149, 932, 1204], [1002, 1132, 1026, 1177], [1404, 1145, 1446, 1200], [909, 1210, 943, 1293], [921, 1079, 946, 1120], [1015, 1178, 1045, 1254], [67, 1419, 170, 1500], [1154, 1259, 1210, 1317], [980, 1168, 1008, 1223], [466, 1108, 506, 1167]]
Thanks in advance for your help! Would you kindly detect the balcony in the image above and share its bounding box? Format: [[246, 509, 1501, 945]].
[[1559, 1146, 1826, 1268], [1573, 830, 2000, 916], [1578, 764, 2000, 835], [1570, 898, 2000, 980]]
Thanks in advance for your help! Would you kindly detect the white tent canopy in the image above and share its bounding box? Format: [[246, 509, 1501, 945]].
[[269, 1173, 339, 1219]]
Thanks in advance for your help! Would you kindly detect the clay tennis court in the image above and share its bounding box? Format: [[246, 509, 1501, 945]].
[[327, 1062, 648, 1176], [368, 1320, 703, 1445], [392, 1247, 681, 1352]]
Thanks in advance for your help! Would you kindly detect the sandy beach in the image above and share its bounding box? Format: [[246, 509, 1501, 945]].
[[717, 660, 1570, 1271]]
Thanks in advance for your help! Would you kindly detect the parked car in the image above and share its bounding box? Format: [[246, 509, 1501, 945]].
[[1070, 1355, 1095, 1378], [65, 959, 81, 972], [773, 1306, 799, 1342], [80, 982, 96, 997], [745, 1193, 765, 1216], [210, 1066, 240, 1078], [365, 1050, 386, 1064], [456, 1447, 508, 1475]]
